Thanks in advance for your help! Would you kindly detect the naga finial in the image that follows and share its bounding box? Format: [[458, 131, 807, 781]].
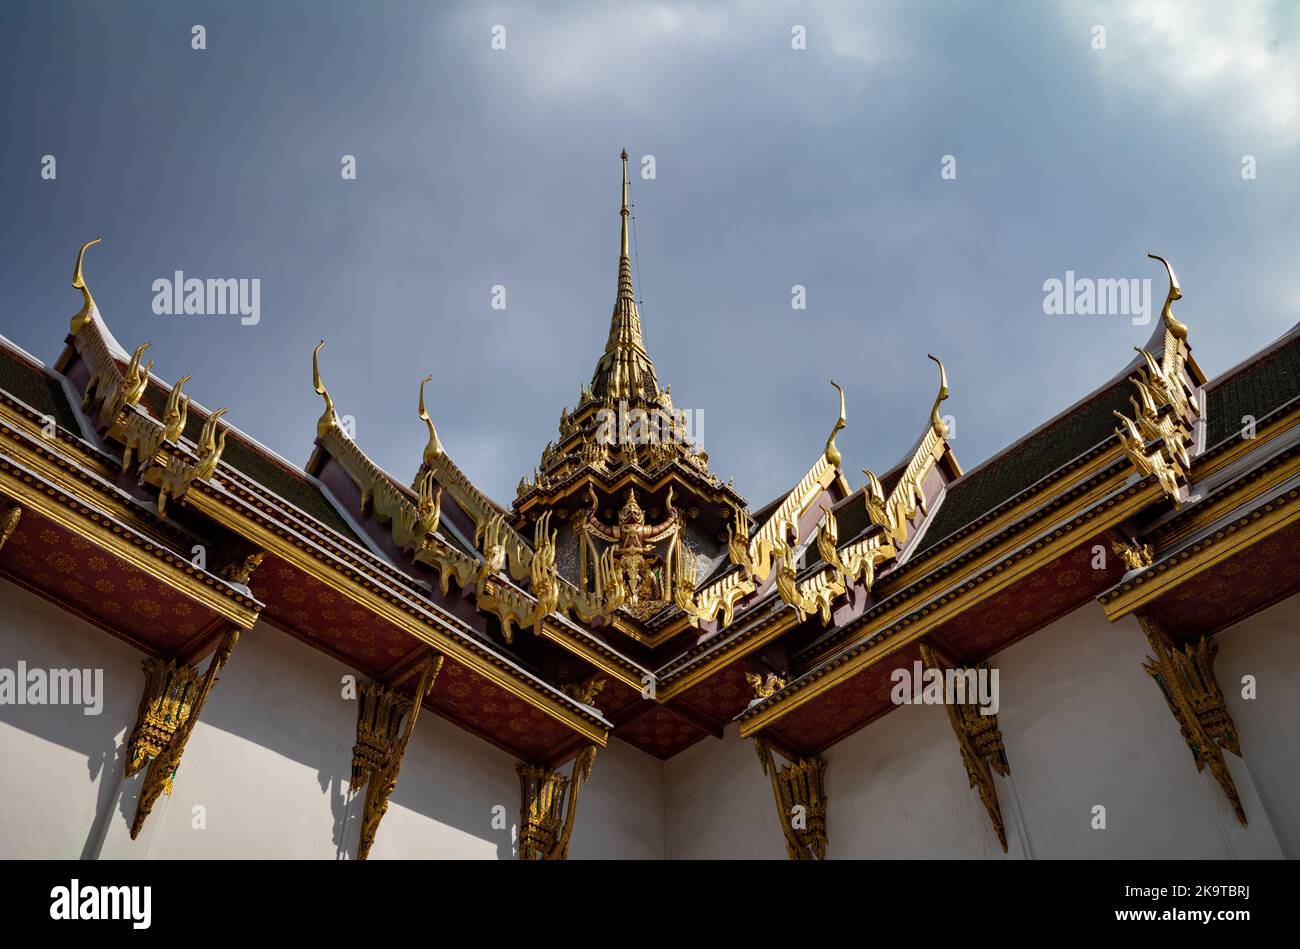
[[825, 381, 846, 468], [1147, 253, 1187, 341], [70, 237, 102, 333], [418, 374, 443, 469], [927, 354, 949, 436], [312, 340, 338, 439]]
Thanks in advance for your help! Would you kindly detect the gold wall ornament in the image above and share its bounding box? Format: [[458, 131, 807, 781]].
[[558, 676, 606, 707], [131, 627, 241, 839], [746, 672, 786, 701], [218, 550, 264, 586], [517, 744, 598, 860], [753, 739, 827, 860], [351, 680, 411, 792], [1137, 613, 1246, 825], [1148, 253, 1187, 341], [356, 653, 443, 859], [0, 502, 21, 550], [1112, 538, 1154, 572], [312, 340, 339, 438], [918, 643, 1010, 852], [69, 236, 102, 334], [580, 485, 680, 619], [124, 657, 204, 779]]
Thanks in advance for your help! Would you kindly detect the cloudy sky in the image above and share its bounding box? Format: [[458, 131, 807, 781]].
[[2, 1, 1298, 506]]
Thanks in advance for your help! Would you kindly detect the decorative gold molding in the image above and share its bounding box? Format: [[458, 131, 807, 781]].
[[131, 627, 241, 839], [753, 739, 827, 859], [919, 643, 1009, 852], [738, 478, 1163, 735], [355, 653, 443, 860], [1137, 613, 1246, 825], [0, 447, 262, 630], [1099, 480, 1300, 621], [517, 744, 597, 860], [171, 481, 609, 745]]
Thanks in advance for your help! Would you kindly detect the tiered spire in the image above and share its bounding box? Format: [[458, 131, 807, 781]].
[[590, 149, 659, 403]]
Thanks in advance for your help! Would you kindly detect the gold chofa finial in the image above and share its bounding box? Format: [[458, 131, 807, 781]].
[[1147, 253, 1187, 340], [928, 354, 949, 436], [825, 381, 846, 468], [418, 374, 443, 468], [70, 237, 102, 333], [312, 341, 338, 439]]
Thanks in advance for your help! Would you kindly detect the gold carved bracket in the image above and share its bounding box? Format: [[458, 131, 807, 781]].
[[130, 627, 241, 839], [1137, 613, 1246, 825], [919, 643, 1010, 852], [517, 744, 597, 860], [354, 653, 444, 859], [0, 502, 21, 550], [753, 738, 828, 859]]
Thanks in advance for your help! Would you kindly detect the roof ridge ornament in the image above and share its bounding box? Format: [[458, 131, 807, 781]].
[[1147, 252, 1187, 341], [824, 381, 846, 468], [927, 354, 949, 436], [70, 236, 102, 333], [418, 373, 444, 468], [312, 340, 339, 438]]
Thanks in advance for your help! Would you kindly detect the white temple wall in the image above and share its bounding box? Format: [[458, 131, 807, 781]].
[[664, 722, 787, 859], [1213, 590, 1300, 857], [2, 572, 1295, 859], [0, 581, 140, 859], [990, 606, 1270, 858], [0, 577, 666, 859]]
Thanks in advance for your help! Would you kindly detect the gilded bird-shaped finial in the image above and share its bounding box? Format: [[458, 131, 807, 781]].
[[825, 381, 846, 467], [70, 237, 102, 333], [1148, 253, 1187, 341]]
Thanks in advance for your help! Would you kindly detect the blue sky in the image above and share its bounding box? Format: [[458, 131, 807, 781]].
[[3, 1, 1298, 506]]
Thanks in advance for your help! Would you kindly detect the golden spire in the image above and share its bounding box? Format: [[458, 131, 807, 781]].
[[590, 148, 659, 404]]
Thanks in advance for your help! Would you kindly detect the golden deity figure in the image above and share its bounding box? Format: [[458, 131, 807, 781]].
[[584, 485, 680, 613]]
